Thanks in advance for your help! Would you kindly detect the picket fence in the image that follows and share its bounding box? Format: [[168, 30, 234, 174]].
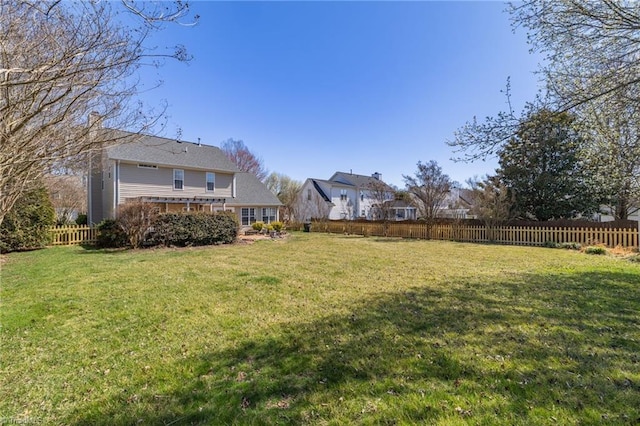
[[48, 225, 97, 246], [310, 220, 639, 248], [48, 222, 639, 248]]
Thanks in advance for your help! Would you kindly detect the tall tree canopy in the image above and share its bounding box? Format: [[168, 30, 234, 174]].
[[0, 1, 195, 226], [497, 109, 597, 221], [451, 2, 640, 160], [221, 139, 269, 182], [579, 88, 640, 220], [510, 1, 640, 112]]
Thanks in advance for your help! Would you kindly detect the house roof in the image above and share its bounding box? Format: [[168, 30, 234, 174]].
[[104, 130, 239, 173], [232, 172, 282, 206], [329, 171, 394, 190], [311, 179, 331, 202], [383, 199, 417, 208]]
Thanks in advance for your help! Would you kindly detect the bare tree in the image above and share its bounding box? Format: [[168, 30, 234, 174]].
[[367, 179, 395, 221], [44, 173, 87, 225], [221, 139, 269, 181], [116, 201, 159, 249], [0, 1, 196, 226], [264, 172, 302, 223], [403, 161, 452, 225]]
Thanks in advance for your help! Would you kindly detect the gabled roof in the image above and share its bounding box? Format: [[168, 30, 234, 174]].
[[329, 171, 394, 191], [311, 179, 331, 202], [104, 130, 239, 173], [232, 173, 282, 206]]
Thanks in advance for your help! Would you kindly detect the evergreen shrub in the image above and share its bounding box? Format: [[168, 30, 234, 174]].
[[148, 212, 238, 247], [95, 219, 129, 248], [0, 186, 55, 253]]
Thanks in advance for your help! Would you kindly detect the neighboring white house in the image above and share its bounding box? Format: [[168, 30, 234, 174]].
[[296, 171, 399, 221], [594, 207, 640, 222], [437, 187, 476, 219], [87, 130, 281, 228]]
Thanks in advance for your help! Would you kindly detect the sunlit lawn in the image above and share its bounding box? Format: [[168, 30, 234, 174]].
[[1, 233, 639, 425]]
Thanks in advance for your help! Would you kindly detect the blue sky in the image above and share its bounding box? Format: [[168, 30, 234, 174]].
[[137, 1, 544, 188]]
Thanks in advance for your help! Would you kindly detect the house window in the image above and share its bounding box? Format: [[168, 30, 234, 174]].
[[206, 172, 215, 192], [340, 189, 347, 201], [307, 189, 312, 201], [241, 208, 256, 226], [173, 169, 184, 190], [262, 208, 276, 223], [360, 193, 364, 202]]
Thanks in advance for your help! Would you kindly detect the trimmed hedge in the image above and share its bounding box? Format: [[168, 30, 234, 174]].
[[95, 219, 129, 249], [0, 186, 55, 253], [148, 212, 238, 247]]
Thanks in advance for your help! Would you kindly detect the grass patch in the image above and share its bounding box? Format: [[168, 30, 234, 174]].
[[2, 233, 640, 425]]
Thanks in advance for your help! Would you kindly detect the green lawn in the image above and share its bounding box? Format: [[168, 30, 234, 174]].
[[1, 233, 639, 425]]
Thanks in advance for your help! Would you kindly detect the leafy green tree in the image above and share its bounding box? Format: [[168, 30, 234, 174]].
[[497, 109, 597, 221], [0, 185, 55, 253]]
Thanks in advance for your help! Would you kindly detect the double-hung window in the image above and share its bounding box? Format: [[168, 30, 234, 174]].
[[206, 172, 215, 192], [340, 189, 347, 201], [262, 208, 276, 223], [241, 208, 256, 226], [173, 169, 184, 190]]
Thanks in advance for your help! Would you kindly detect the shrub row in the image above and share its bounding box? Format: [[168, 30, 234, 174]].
[[96, 210, 238, 249], [251, 221, 284, 233], [148, 212, 238, 247]]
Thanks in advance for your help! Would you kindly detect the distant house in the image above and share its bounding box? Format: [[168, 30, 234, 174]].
[[87, 131, 281, 228], [595, 206, 640, 222], [437, 187, 476, 219], [384, 199, 418, 221], [297, 171, 406, 221]]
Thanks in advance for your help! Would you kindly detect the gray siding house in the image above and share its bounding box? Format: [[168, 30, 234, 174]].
[[88, 131, 281, 228]]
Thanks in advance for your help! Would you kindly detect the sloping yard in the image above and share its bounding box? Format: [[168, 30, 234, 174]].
[[1, 233, 639, 425]]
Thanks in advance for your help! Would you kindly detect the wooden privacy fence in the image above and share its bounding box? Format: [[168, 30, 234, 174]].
[[49, 225, 97, 246], [310, 221, 639, 248]]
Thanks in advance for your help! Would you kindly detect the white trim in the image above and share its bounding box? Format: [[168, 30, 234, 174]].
[[114, 160, 120, 215], [232, 175, 237, 198]]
